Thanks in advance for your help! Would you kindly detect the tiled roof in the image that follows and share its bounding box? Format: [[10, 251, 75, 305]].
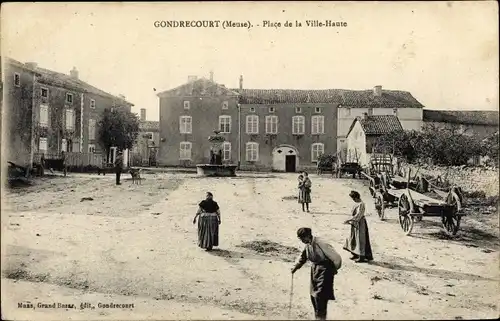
[[139, 120, 159, 131], [423, 110, 499, 126], [157, 78, 240, 97], [232, 88, 424, 108], [35, 67, 134, 106], [347, 115, 404, 138]]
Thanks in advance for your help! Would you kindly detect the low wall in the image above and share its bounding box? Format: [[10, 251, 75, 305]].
[[405, 164, 499, 197]]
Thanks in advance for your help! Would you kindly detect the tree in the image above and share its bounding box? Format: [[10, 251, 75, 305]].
[[481, 132, 499, 167], [97, 108, 139, 156], [374, 130, 418, 163]]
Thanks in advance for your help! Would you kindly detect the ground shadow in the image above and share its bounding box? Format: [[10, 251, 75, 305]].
[[369, 260, 497, 282], [209, 247, 297, 263], [310, 212, 347, 216]]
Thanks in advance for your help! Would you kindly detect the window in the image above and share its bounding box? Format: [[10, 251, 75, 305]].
[[14, 73, 21, 87], [89, 119, 96, 140], [61, 139, 67, 152], [311, 115, 325, 134], [41, 88, 48, 98], [292, 115, 305, 135], [179, 116, 192, 134], [223, 142, 231, 161], [88, 144, 96, 153], [250, 107, 256, 113], [183, 101, 190, 110], [295, 107, 302, 113], [65, 109, 75, 130], [143, 132, 153, 140], [246, 142, 259, 161], [311, 143, 325, 162], [219, 115, 231, 133], [222, 101, 229, 110], [246, 115, 259, 134], [315, 107, 322, 113], [180, 142, 192, 160], [39, 104, 49, 127], [265, 115, 278, 134], [269, 107, 275, 113], [39, 137, 48, 152], [66, 93, 73, 104], [90, 99, 96, 109]]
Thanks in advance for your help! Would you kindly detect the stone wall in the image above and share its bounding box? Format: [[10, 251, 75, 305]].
[[404, 164, 499, 197]]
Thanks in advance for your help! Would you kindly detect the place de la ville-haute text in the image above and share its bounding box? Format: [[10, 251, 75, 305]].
[[153, 20, 348, 29]]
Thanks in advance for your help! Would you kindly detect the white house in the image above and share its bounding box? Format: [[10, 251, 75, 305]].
[[346, 114, 404, 167], [337, 85, 423, 156]]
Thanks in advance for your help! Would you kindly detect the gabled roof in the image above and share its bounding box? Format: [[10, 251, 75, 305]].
[[139, 120, 159, 132], [231, 88, 424, 108], [36, 67, 134, 106], [346, 115, 404, 138], [423, 110, 499, 126], [157, 78, 240, 97]]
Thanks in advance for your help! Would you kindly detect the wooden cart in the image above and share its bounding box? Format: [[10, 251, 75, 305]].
[[374, 169, 465, 236]]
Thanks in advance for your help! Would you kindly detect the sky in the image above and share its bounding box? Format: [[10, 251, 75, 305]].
[[2, 2, 498, 121]]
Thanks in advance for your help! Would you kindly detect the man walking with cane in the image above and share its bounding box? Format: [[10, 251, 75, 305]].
[[291, 227, 342, 320], [115, 151, 123, 185]]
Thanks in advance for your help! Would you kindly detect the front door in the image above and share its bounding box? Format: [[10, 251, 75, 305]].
[[285, 155, 296, 172]]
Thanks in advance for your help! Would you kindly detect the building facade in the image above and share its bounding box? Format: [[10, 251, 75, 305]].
[[337, 85, 424, 157], [2, 57, 134, 167], [157, 76, 425, 172], [345, 114, 404, 167], [130, 108, 160, 166]]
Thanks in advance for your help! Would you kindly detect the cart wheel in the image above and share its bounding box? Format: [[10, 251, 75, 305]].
[[442, 192, 462, 236], [375, 193, 385, 220], [369, 180, 376, 197], [398, 194, 414, 236]]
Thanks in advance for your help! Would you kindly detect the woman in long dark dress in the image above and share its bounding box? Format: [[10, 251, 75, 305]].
[[343, 190, 373, 263], [298, 172, 312, 212], [291, 227, 342, 320], [193, 192, 221, 251]]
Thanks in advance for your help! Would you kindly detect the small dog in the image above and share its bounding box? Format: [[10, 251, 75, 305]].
[[130, 168, 142, 184]]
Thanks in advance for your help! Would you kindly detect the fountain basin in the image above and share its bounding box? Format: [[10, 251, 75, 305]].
[[196, 164, 237, 177]]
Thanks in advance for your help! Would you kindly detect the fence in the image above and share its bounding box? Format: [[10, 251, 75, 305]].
[[34, 152, 104, 167]]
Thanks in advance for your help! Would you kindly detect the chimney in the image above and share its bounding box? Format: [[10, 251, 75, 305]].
[[70, 67, 79, 79], [209, 71, 214, 82], [140, 108, 146, 121], [239, 75, 243, 90], [373, 85, 382, 97], [188, 75, 197, 83], [25, 62, 38, 69]]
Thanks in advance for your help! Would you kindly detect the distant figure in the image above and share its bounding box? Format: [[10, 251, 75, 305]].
[[193, 192, 221, 251], [343, 190, 373, 263], [291, 227, 342, 320], [298, 172, 312, 212], [61, 151, 67, 177], [115, 152, 124, 185]]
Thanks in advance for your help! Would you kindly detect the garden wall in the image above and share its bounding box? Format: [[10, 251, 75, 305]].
[[405, 164, 499, 197]]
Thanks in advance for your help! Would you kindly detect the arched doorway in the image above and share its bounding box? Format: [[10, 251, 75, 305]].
[[272, 145, 299, 172]]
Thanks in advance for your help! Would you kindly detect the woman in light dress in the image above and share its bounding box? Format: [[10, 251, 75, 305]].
[[343, 190, 374, 263]]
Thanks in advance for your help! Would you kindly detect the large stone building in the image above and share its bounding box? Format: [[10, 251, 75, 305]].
[[2, 57, 134, 167], [423, 110, 499, 140], [157, 75, 425, 172]]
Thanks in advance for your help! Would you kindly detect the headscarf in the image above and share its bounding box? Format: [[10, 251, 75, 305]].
[[297, 227, 312, 238]]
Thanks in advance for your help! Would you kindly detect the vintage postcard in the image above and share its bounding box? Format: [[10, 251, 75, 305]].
[[1, 1, 499, 320]]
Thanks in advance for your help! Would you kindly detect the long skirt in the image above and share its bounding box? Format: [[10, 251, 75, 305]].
[[310, 261, 335, 318], [198, 214, 219, 249], [298, 188, 312, 204], [343, 217, 373, 260]]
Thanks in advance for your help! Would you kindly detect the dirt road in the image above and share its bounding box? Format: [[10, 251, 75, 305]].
[[2, 172, 498, 320]]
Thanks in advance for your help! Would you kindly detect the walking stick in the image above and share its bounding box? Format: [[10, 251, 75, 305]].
[[288, 274, 294, 319]]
